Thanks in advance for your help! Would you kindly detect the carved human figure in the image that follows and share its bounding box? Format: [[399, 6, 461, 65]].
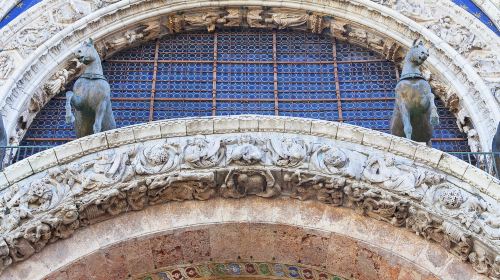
[[183, 137, 224, 168], [271, 137, 308, 167], [225, 135, 267, 165], [390, 40, 439, 145], [362, 154, 441, 199], [65, 38, 116, 137], [267, 11, 309, 29], [133, 141, 180, 174], [246, 8, 266, 28], [310, 144, 365, 179], [183, 11, 222, 32]]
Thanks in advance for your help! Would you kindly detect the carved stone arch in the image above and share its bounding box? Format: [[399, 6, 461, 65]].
[[0, 116, 499, 278], [2, 199, 485, 280], [0, 0, 498, 151]]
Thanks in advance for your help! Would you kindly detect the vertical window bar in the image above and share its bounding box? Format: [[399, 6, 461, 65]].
[[148, 39, 160, 122], [332, 37, 343, 122], [272, 30, 279, 116], [212, 31, 218, 116]]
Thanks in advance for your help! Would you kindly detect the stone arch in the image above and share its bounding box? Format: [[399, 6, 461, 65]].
[[0, 116, 499, 278], [3, 199, 483, 280], [0, 0, 498, 151]]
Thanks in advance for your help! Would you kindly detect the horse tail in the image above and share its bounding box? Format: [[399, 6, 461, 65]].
[[65, 91, 75, 124]]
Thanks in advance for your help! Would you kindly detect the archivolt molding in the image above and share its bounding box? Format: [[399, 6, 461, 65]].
[[0, 116, 499, 277], [472, 0, 500, 30], [0, 0, 498, 151]]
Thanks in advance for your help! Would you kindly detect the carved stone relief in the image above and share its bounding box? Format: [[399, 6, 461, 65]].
[[427, 16, 485, 55], [5, 16, 63, 56], [51, 0, 94, 24], [0, 54, 14, 80], [0, 132, 499, 276]]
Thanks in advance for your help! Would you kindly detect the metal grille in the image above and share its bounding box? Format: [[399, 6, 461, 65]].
[[22, 29, 470, 154]]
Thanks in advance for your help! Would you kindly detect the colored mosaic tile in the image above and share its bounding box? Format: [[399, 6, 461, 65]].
[[134, 262, 348, 280]]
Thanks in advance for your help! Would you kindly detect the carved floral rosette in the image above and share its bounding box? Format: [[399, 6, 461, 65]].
[[0, 132, 499, 277]]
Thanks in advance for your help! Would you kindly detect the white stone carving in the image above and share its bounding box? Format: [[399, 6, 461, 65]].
[[133, 141, 180, 175], [311, 144, 366, 179], [0, 2, 497, 153], [246, 8, 266, 28], [0, 54, 13, 80], [270, 137, 308, 167], [427, 16, 485, 55], [6, 16, 62, 56], [52, 0, 93, 24], [267, 10, 309, 29], [225, 135, 269, 165], [394, 0, 436, 22], [183, 137, 224, 168], [0, 128, 497, 276]]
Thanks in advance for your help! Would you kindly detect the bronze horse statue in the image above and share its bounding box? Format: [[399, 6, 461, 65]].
[[65, 39, 116, 138], [390, 40, 439, 146], [493, 122, 500, 178], [0, 115, 6, 169]]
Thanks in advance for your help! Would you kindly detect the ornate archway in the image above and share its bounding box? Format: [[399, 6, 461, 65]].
[[1, 116, 499, 279]]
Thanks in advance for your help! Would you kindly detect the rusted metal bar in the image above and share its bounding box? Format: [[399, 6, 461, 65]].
[[273, 30, 279, 116], [212, 31, 218, 116], [148, 39, 160, 122], [332, 37, 343, 122]]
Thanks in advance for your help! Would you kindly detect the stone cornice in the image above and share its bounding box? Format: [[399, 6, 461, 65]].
[[0, 116, 499, 277], [0, 0, 497, 152]]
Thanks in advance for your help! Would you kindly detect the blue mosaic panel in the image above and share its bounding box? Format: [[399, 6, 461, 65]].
[[22, 29, 470, 154]]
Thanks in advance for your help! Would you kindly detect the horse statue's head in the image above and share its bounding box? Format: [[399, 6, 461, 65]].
[[74, 38, 99, 65], [405, 39, 429, 66]]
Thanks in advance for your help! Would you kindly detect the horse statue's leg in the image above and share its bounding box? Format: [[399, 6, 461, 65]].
[[65, 91, 83, 124], [102, 101, 116, 131], [65, 91, 75, 124], [399, 102, 412, 139], [93, 100, 108, 134]]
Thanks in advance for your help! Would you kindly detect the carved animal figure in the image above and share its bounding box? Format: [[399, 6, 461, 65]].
[[390, 40, 439, 146], [65, 39, 116, 138], [493, 122, 500, 178]]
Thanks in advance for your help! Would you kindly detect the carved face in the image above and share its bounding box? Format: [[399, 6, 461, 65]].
[[74, 39, 97, 65]]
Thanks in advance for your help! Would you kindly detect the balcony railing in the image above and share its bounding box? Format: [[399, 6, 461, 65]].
[[0, 145, 499, 179]]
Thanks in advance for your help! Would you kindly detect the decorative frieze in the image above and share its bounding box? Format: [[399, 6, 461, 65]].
[[0, 120, 499, 276]]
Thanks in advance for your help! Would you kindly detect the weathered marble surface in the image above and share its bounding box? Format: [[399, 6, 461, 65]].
[[0, 116, 499, 277]]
